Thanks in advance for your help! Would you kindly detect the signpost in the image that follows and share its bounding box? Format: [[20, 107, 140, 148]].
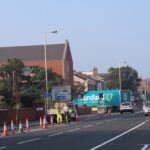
[[52, 86, 71, 101]]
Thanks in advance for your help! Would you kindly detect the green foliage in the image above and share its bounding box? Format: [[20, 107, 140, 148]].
[[104, 65, 141, 92], [0, 59, 64, 108], [71, 81, 86, 98], [31, 67, 63, 91]]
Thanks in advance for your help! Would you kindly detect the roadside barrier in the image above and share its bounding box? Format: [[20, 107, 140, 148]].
[[59, 114, 62, 125], [2, 121, 8, 136], [108, 109, 112, 116], [50, 115, 54, 126], [19, 121, 23, 133], [43, 115, 48, 128], [40, 116, 43, 128], [11, 120, 15, 135], [76, 113, 80, 122], [26, 117, 30, 132]]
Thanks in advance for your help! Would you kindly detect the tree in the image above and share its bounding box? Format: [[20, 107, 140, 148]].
[[31, 67, 63, 92], [104, 65, 141, 92], [0, 58, 25, 107], [19, 66, 64, 107], [71, 81, 86, 98], [0, 59, 64, 108]]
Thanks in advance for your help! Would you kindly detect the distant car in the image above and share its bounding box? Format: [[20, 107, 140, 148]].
[[143, 102, 150, 116], [120, 102, 134, 114]]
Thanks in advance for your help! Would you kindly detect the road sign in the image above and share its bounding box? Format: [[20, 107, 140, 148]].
[[44, 92, 51, 98], [52, 86, 71, 101], [55, 96, 66, 101]]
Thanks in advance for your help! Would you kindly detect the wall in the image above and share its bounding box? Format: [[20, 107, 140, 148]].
[[0, 108, 44, 125], [24, 60, 64, 78]]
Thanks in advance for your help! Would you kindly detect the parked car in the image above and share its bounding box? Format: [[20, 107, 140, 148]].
[[68, 103, 77, 121], [120, 102, 134, 114], [143, 102, 150, 116]]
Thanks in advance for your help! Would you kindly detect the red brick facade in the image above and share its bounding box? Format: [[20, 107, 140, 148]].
[[24, 60, 64, 79]]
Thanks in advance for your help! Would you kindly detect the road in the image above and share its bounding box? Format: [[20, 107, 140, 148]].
[[0, 112, 150, 150]]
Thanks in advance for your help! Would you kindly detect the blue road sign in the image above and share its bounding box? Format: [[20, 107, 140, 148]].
[[55, 96, 66, 101], [45, 92, 51, 98]]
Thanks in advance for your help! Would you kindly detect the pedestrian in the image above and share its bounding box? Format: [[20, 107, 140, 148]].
[[63, 104, 69, 124], [68, 106, 74, 122], [56, 107, 61, 124]]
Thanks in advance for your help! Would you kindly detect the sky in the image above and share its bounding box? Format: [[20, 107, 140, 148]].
[[0, 0, 150, 78]]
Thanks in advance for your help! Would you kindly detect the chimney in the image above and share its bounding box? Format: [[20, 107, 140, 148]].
[[93, 67, 98, 76]]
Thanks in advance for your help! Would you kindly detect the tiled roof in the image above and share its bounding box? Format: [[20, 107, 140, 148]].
[[0, 43, 65, 62], [89, 75, 104, 81], [74, 72, 89, 80]]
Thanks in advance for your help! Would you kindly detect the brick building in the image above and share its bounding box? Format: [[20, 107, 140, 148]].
[[0, 40, 73, 81], [74, 67, 104, 91], [138, 78, 150, 100]]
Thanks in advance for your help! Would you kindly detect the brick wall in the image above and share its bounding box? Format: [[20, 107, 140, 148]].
[[0, 108, 44, 125]]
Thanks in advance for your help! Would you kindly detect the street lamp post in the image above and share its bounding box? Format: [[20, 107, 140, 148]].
[[118, 62, 127, 104], [44, 30, 57, 115], [119, 65, 122, 104]]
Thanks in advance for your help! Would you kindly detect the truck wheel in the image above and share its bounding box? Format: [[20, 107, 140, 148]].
[[131, 110, 134, 113], [120, 111, 123, 114]]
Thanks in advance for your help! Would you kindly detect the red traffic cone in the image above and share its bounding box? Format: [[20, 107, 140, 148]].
[[11, 120, 15, 135], [19, 121, 23, 133], [26, 117, 30, 132], [3, 121, 8, 136], [40, 116, 43, 128], [43, 115, 48, 129], [50, 115, 54, 126]]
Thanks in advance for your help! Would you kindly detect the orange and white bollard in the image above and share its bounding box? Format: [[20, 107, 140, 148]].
[[43, 115, 48, 129], [3, 121, 8, 136], [40, 116, 43, 128], [76, 113, 80, 122], [59, 114, 63, 125], [11, 120, 15, 135], [19, 121, 23, 133], [26, 117, 30, 132], [50, 115, 54, 126]]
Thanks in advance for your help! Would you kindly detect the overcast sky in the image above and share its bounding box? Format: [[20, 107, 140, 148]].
[[0, 0, 150, 78]]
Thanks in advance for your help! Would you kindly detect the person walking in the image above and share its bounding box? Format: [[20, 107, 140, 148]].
[[63, 104, 69, 124], [56, 107, 61, 124]]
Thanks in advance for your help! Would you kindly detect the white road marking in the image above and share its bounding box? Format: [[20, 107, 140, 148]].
[[90, 120, 149, 150], [0, 147, 7, 149], [141, 144, 149, 150], [18, 138, 41, 145], [112, 118, 118, 121], [105, 120, 111, 122], [96, 122, 103, 125], [68, 128, 80, 132], [83, 125, 94, 128], [48, 132, 64, 137]]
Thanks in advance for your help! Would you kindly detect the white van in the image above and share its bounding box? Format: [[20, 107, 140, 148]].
[[143, 102, 150, 116]]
